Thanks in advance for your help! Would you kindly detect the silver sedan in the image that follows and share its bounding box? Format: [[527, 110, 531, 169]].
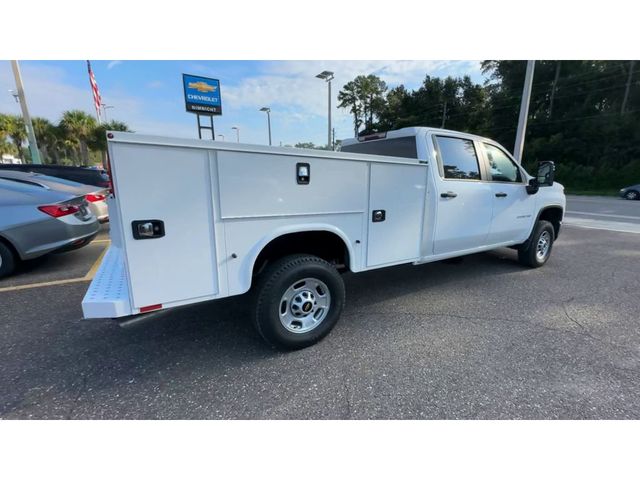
[[0, 170, 109, 222], [0, 178, 99, 278]]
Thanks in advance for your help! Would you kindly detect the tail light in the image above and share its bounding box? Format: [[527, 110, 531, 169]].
[[38, 204, 80, 218], [86, 193, 106, 203]]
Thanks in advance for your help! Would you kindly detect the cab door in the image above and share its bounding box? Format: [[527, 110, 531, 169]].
[[480, 142, 534, 244], [431, 135, 493, 255]]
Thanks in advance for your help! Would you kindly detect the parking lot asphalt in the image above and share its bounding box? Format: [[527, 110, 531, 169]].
[[0, 224, 110, 291], [1, 203, 640, 419]]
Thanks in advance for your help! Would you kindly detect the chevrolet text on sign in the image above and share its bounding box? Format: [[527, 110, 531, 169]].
[[182, 74, 222, 115]]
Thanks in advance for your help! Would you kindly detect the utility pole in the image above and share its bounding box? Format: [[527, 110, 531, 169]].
[[621, 60, 635, 115], [548, 61, 561, 119], [441, 101, 448, 129], [316, 71, 334, 150], [10, 60, 42, 164], [514, 60, 536, 164]]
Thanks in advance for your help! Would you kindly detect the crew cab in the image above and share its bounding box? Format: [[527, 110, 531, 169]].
[[82, 127, 565, 349]]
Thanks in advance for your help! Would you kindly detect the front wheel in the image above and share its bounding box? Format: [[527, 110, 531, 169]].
[[518, 220, 555, 268], [624, 190, 639, 200], [253, 254, 345, 350]]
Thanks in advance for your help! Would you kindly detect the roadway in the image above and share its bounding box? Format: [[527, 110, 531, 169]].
[[565, 194, 640, 233]]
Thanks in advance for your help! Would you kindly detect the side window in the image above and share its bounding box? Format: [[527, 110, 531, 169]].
[[434, 136, 481, 180], [340, 136, 418, 159], [483, 143, 522, 183]]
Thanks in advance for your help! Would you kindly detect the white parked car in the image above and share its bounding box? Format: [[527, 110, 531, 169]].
[[82, 127, 565, 349]]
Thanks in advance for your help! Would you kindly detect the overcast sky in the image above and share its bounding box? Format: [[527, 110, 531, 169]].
[[0, 60, 487, 146]]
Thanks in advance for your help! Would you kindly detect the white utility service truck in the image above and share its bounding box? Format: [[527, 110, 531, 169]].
[[82, 127, 565, 349]]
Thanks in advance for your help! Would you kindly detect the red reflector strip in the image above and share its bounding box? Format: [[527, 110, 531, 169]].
[[139, 304, 162, 313]]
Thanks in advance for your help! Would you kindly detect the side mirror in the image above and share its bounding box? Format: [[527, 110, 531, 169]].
[[537, 161, 555, 187], [526, 178, 539, 195]]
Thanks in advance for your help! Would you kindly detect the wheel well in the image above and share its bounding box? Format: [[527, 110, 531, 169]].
[[252, 231, 351, 276], [539, 207, 563, 239], [0, 234, 20, 260]]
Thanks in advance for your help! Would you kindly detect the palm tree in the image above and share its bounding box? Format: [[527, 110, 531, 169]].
[[32, 117, 58, 164], [59, 110, 97, 166], [0, 114, 9, 153], [5, 115, 26, 160], [0, 113, 9, 142], [89, 120, 131, 153], [89, 120, 131, 168]]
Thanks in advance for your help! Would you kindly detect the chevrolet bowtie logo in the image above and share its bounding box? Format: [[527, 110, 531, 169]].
[[188, 81, 217, 93]]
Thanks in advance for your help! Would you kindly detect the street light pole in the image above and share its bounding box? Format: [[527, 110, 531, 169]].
[[316, 70, 335, 150], [513, 60, 535, 164], [101, 104, 114, 123], [260, 107, 272, 146], [10, 60, 42, 164], [231, 126, 240, 143]]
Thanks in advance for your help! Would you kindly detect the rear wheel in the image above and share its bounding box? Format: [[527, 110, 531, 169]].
[[518, 220, 555, 268], [0, 240, 17, 279], [253, 254, 345, 350]]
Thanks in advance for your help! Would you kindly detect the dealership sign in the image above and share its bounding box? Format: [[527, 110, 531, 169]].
[[182, 74, 222, 115]]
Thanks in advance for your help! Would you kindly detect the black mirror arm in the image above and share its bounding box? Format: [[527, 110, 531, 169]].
[[526, 178, 539, 195]]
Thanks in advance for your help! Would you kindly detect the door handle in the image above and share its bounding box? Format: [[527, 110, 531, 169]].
[[440, 191, 457, 198], [495, 192, 508, 198]]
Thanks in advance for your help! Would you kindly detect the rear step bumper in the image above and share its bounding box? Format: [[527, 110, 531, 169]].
[[82, 246, 133, 319]]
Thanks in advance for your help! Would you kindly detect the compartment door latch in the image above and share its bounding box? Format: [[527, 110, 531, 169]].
[[372, 210, 386, 222], [132, 220, 165, 239]]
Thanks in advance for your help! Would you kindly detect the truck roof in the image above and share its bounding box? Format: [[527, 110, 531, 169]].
[[340, 126, 494, 147]]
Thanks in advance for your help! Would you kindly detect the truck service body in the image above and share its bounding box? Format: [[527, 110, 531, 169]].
[[82, 127, 565, 349]]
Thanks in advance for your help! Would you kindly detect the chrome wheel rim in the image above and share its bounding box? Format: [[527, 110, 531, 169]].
[[626, 191, 638, 200], [279, 277, 331, 334], [536, 230, 551, 261]]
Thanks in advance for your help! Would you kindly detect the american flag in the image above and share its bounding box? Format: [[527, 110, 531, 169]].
[[87, 60, 102, 123]]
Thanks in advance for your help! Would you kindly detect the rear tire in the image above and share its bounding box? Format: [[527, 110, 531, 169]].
[[0, 240, 17, 279], [253, 254, 345, 350], [518, 220, 555, 268]]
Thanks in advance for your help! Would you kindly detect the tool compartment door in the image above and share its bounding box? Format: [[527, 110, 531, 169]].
[[111, 143, 218, 309], [367, 163, 427, 267]]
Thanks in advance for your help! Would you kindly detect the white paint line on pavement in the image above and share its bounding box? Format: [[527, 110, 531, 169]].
[[0, 242, 110, 293], [564, 217, 640, 234], [566, 211, 640, 220]]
